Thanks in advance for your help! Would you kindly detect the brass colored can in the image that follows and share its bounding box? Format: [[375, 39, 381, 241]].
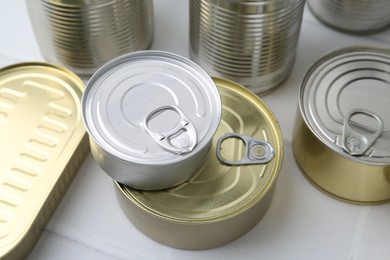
[[0, 63, 88, 259], [115, 77, 283, 249], [293, 46, 390, 204]]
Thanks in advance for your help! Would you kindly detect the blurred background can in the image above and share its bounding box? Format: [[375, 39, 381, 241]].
[[307, 0, 390, 34], [26, 0, 154, 76], [189, 0, 305, 94]]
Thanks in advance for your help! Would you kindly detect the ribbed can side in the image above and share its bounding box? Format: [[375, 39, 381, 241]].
[[189, 0, 305, 94], [26, 0, 154, 76]]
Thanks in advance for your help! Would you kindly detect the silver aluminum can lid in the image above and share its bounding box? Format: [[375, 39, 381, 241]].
[[82, 50, 221, 164], [299, 46, 390, 165]]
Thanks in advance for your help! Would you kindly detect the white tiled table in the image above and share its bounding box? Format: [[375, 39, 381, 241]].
[[1, 1, 390, 259]]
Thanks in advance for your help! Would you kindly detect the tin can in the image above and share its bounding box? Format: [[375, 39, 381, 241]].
[[82, 51, 222, 190], [115, 77, 283, 249], [0, 63, 88, 259], [307, 0, 390, 34], [293, 46, 390, 204], [25, 0, 154, 76], [189, 0, 305, 94]]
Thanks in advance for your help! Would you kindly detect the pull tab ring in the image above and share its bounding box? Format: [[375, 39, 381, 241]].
[[342, 109, 384, 156], [144, 106, 197, 154], [216, 133, 275, 166]]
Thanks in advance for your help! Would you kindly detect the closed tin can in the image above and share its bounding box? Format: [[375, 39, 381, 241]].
[[189, 0, 305, 94], [307, 0, 390, 34], [0, 63, 88, 259], [115, 77, 283, 249], [293, 46, 390, 204], [26, 0, 154, 76], [82, 51, 221, 190]]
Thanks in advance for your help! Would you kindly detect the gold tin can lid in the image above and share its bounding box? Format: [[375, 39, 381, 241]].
[[115, 77, 283, 249], [0, 62, 89, 259]]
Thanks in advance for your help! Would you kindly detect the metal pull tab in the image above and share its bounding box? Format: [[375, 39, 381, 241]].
[[216, 133, 275, 166], [144, 106, 197, 154], [342, 109, 384, 156]]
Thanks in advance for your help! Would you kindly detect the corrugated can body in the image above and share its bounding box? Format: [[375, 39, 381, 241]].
[[115, 77, 284, 249], [189, 0, 305, 94], [82, 51, 221, 190], [307, 0, 390, 34], [26, 0, 154, 76], [293, 46, 390, 204]]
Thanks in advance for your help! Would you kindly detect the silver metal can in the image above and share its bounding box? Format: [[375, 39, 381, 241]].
[[307, 0, 390, 34], [293, 46, 390, 204], [25, 0, 154, 76], [189, 0, 305, 94], [115, 77, 283, 249], [82, 51, 222, 190]]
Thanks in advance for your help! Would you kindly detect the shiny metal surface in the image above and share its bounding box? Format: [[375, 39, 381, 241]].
[[82, 51, 221, 190], [26, 0, 154, 76], [307, 0, 390, 34], [293, 46, 390, 204], [115, 77, 283, 249], [0, 62, 88, 259], [216, 133, 275, 166], [300, 46, 390, 165], [189, 0, 305, 94]]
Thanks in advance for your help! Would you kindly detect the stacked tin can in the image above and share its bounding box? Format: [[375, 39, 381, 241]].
[[81, 50, 284, 249], [307, 0, 390, 34], [189, 0, 305, 94], [26, 0, 154, 76]]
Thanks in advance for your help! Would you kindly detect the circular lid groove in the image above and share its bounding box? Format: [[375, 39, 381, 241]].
[[300, 46, 390, 165], [82, 51, 221, 164]]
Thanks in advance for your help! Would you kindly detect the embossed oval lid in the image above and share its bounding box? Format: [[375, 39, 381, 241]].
[[0, 62, 88, 259]]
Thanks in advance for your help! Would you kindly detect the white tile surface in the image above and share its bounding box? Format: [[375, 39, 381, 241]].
[[1, 1, 389, 259]]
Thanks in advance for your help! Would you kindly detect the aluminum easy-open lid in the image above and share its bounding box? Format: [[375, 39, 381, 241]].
[[82, 51, 221, 164], [300, 46, 390, 165]]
